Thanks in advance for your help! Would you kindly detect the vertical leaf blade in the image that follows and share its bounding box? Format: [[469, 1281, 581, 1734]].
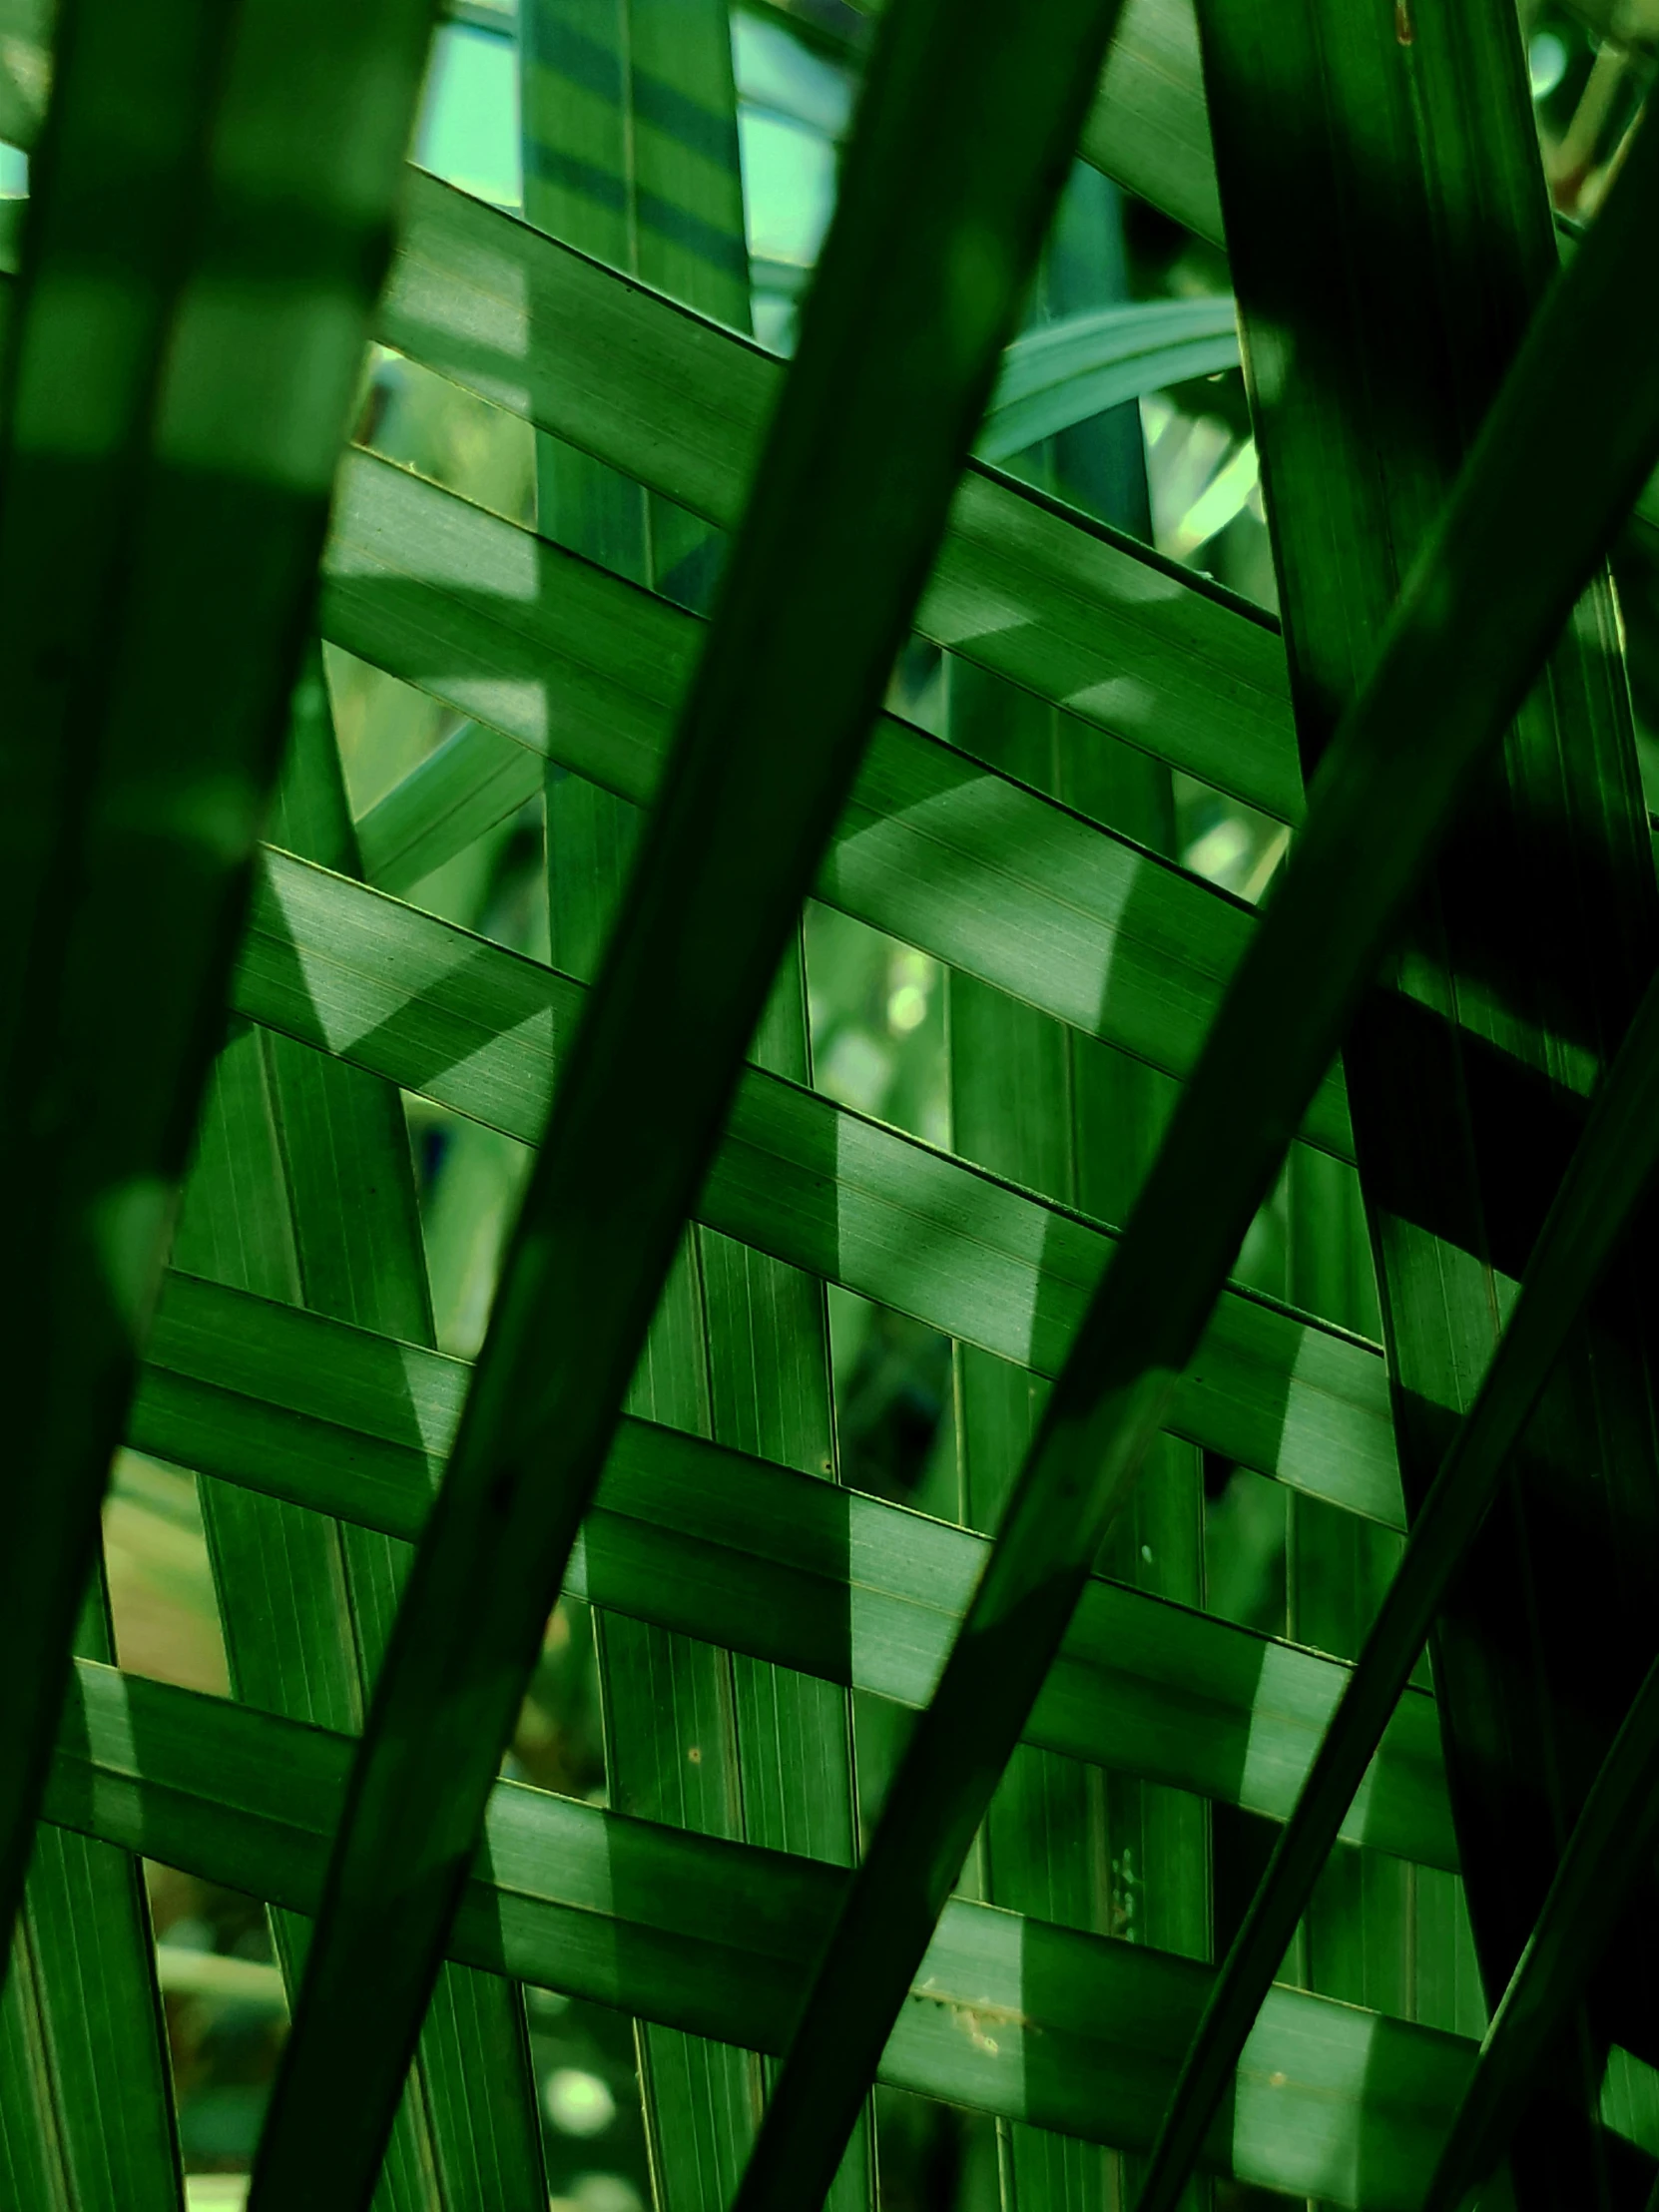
[[728, 110, 1659, 2212], [1195, 0, 1659, 2191], [520, 8, 873, 2196]]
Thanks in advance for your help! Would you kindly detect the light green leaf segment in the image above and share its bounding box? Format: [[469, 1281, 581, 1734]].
[[129, 1266, 1452, 1869], [231, 847, 1400, 1524], [6, 0, 1654, 2204], [517, 3, 871, 2202], [44, 1649, 1481, 2207], [171, 648, 548, 2209], [371, 167, 1300, 824], [977, 296, 1239, 463]]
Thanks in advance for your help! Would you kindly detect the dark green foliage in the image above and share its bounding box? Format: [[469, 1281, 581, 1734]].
[[249, 2, 1136, 2203], [732, 87, 1659, 2212], [1198, 0, 1659, 2194], [1426, 1640, 1659, 2209], [0, 0, 435, 1954], [1, 3, 1656, 2207]]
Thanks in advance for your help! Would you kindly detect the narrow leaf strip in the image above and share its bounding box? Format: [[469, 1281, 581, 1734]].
[[977, 296, 1238, 461], [321, 450, 1353, 1157], [353, 717, 532, 895], [234, 848, 1398, 1519], [250, 4, 1132, 2205], [728, 103, 1659, 2212], [378, 167, 1300, 821], [0, 0, 436, 1952], [1421, 1648, 1659, 2212], [0, 0, 49, 154], [1078, 0, 1217, 239], [1134, 961, 1659, 2212], [132, 1270, 1454, 1865], [45, 1656, 1475, 2210]]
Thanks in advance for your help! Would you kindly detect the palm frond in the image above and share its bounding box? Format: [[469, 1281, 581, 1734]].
[[129, 1269, 1452, 1863], [319, 450, 1349, 1152], [727, 94, 1659, 2212], [3, 2, 1655, 2206], [977, 297, 1239, 461]]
